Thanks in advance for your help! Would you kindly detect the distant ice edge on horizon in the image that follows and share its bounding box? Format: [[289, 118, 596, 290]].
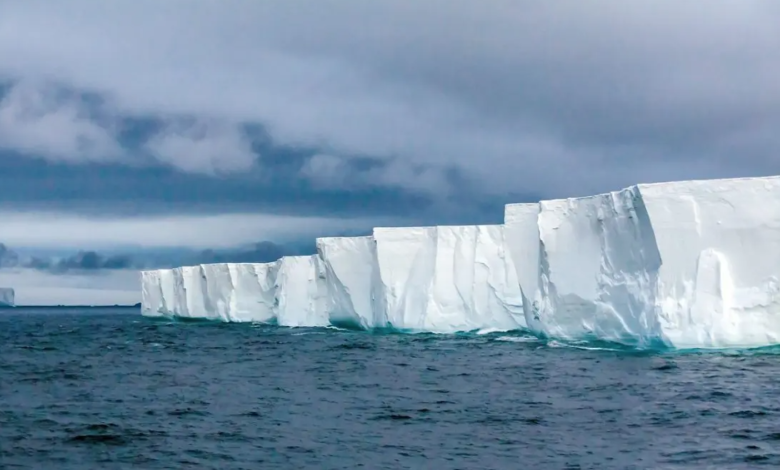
[[141, 175, 780, 350]]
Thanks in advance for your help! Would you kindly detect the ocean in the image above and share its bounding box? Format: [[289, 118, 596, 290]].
[[1, 308, 779, 469]]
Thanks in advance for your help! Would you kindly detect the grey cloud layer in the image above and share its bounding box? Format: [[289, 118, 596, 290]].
[[0, 241, 305, 274], [1, 1, 780, 200]]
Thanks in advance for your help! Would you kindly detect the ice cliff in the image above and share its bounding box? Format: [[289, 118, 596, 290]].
[[142, 262, 280, 323], [372, 225, 524, 333], [503, 176, 780, 349], [142, 226, 524, 333], [0, 287, 14, 307], [141, 175, 780, 349]]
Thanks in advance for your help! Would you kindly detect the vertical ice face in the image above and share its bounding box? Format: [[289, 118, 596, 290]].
[[536, 187, 663, 346], [639, 177, 780, 348], [0, 287, 15, 307], [228, 262, 279, 323], [275, 256, 329, 327], [201, 264, 234, 321], [523, 176, 780, 349], [140, 270, 164, 316], [373, 225, 525, 333], [373, 226, 438, 330], [141, 263, 280, 322], [431, 225, 525, 332], [180, 265, 211, 319], [316, 236, 380, 329], [158, 269, 176, 315], [504, 203, 541, 332]]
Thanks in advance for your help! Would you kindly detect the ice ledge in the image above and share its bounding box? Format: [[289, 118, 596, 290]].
[[503, 177, 780, 349], [141, 174, 780, 350]]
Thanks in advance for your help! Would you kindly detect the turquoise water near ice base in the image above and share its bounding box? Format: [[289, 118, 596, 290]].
[[1, 308, 779, 469]]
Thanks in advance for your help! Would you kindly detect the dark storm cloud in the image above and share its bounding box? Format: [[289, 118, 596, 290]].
[[0, 148, 506, 226], [2, 1, 780, 207]]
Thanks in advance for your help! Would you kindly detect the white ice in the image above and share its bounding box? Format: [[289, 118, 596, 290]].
[[140, 175, 780, 349], [520, 176, 780, 349]]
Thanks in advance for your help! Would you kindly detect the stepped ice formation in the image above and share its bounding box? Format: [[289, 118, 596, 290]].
[[141, 262, 279, 322], [518, 176, 780, 349], [372, 225, 525, 333], [274, 256, 329, 327], [140, 175, 780, 349], [141, 226, 524, 334], [0, 287, 14, 307], [316, 236, 381, 329]]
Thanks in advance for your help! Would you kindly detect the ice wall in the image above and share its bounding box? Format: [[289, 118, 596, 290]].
[[227, 263, 278, 323], [274, 256, 329, 327], [524, 176, 780, 349], [140, 271, 164, 316], [640, 177, 780, 348], [0, 287, 14, 307], [535, 187, 663, 346], [316, 236, 381, 329], [373, 225, 524, 333], [504, 203, 541, 331], [138, 174, 780, 348], [140, 262, 279, 322]]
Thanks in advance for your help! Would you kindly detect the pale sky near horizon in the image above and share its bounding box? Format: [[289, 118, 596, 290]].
[[2, 1, 780, 304]]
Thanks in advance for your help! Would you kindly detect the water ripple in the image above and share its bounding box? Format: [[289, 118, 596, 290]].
[[3, 308, 780, 469]]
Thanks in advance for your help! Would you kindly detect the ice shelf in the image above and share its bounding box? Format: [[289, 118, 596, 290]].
[[140, 175, 780, 349]]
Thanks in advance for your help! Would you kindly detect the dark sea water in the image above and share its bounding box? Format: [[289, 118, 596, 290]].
[[2, 309, 780, 469]]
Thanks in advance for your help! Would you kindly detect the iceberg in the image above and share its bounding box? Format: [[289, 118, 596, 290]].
[[226, 263, 278, 323], [141, 226, 524, 334], [373, 225, 525, 333], [316, 236, 381, 329], [139, 175, 780, 349], [504, 203, 541, 331], [140, 262, 279, 322], [274, 256, 329, 327], [534, 187, 662, 347], [0, 287, 14, 307], [528, 176, 780, 349], [140, 270, 164, 316]]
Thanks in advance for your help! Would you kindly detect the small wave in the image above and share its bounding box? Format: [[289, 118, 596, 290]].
[[494, 336, 540, 343], [476, 327, 507, 335], [545, 339, 633, 352]]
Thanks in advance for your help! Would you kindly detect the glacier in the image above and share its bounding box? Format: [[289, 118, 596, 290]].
[[0, 287, 14, 307], [140, 175, 780, 350]]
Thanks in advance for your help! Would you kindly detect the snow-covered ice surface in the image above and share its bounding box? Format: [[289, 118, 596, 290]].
[[0, 287, 14, 307], [504, 203, 542, 332], [139, 175, 780, 350], [373, 225, 525, 333], [274, 256, 329, 327], [141, 227, 525, 334], [227, 263, 278, 323], [534, 186, 663, 347], [643, 177, 780, 349], [316, 236, 381, 329], [140, 262, 279, 323], [529, 176, 780, 349]]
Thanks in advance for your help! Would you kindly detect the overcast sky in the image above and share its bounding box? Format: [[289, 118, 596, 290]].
[[1, 0, 779, 304]]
